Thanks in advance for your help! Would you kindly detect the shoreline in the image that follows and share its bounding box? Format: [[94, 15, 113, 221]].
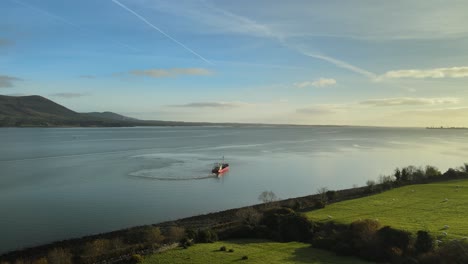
[[0, 184, 369, 258], [1, 172, 465, 262]]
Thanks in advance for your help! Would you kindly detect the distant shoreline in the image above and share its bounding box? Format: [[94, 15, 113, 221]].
[[426, 127, 468, 129]]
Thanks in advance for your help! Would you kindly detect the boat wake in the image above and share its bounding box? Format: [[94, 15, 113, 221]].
[[130, 173, 217, 181]]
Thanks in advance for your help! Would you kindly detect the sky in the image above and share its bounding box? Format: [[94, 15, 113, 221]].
[[1, 0, 468, 127]]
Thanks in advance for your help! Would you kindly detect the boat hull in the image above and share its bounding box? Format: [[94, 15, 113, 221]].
[[218, 167, 229, 174]]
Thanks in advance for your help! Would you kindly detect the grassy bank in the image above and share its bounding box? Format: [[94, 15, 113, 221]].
[[306, 179, 468, 239], [142, 239, 371, 264]]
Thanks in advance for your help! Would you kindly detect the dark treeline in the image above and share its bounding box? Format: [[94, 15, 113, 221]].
[[1, 163, 468, 264]]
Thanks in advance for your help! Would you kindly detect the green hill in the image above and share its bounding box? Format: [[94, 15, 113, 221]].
[[142, 239, 371, 264], [0, 95, 138, 127], [0, 95, 79, 119], [83, 111, 138, 121], [0, 95, 238, 127], [306, 179, 468, 240]]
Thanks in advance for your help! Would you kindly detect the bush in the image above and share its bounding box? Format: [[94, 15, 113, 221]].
[[181, 237, 194, 248], [167, 226, 186, 243], [186, 228, 198, 240], [348, 219, 381, 259], [326, 190, 337, 201], [130, 254, 143, 263], [278, 213, 313, 242], [47, 248, 73, 264], [197, 229, 218, 243], [376, 226, 412, 260], [32, 258, 48, 264], [261, 208, 313, 242], [219, 246, 227, 251], [242, 255, 249, 260], [228, 249, 234, 252], [144, 227, 165, 244], [236, 207, 261, 227], [431, 240, 468, 263], [82, 239, 112, 257], [415, 231, 434, 255]]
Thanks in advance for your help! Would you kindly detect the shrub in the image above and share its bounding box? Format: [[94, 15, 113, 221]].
[[47, 248, 73, 264], [236, 207, 261, 227], [261, 207, 295, 230], [326, 190, 337, 201], [186, 228, 198, 240], [181, 237, 194, 248], [130, 254, 144, 263], [278, 213, 313, 242], [365, 180, 376, 193], [242, 256, 248, 260], [219, 246, 227, 251], [228, 249, 234, 252], [433, 240, 468, 263], [348, 219, 381, 258], [32, 258, 48, 264], [144, 227, 165, 244], [82, 239, 112, 257], [197, 229, 218, 243], [261, 208, 313, 242], [376, 226, 412, 260], [167, 226, 186, 243], [415, 231, 434, 255]]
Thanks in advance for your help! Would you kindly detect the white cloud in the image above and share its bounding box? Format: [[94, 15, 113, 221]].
[[0, 75, 22, 88], [294, 78, 337, 88], [168, 101, 251, 108], [129, 68, 213, 78], [360, 97, 459, 107], [50, 93, 89, 98], [296, 104, 346, 115], [378, 66, 468, 80]]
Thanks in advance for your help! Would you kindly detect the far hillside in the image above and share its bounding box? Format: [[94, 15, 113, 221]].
[[0, 95, 218, 127]]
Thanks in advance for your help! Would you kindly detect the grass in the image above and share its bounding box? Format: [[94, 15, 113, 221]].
[[142, 239, 371, 264], [306, 179, 468, 239]]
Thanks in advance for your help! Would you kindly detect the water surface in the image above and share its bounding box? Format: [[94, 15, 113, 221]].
[[1, 126, 467, 253]]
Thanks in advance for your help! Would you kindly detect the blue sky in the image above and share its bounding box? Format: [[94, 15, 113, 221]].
[[1, 0, 468, 126]]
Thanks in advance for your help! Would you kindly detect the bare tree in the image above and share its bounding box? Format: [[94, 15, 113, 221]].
[[317, 187, 329, 204], [258, 191, 278, 203]]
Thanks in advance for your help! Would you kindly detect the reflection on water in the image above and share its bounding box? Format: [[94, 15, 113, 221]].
[[0, 126, 467, 253]]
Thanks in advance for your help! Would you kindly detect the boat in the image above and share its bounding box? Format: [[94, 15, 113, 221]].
[[212, 156, 229, 175]]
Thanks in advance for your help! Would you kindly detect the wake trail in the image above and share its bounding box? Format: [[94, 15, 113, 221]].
[[0, 147, 164, 163], [130, 174, 218, 181]]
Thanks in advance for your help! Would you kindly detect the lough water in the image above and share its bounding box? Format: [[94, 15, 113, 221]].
[[1, 126, 467, 253]]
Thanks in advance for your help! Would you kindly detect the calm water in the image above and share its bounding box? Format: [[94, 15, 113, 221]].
[[1, 126, 468, 253]]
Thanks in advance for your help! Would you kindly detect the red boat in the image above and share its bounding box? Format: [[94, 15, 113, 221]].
[[212, 157, 229, 175]]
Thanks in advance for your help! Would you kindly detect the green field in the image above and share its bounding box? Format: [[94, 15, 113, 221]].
[[142, 239, 370, 264], [306, 179, 468, 239]]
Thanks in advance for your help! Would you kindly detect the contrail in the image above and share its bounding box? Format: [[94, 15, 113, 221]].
[[9, 0, 140, 52], [305, 53, 377, 79], [111, 0, 213, 64]]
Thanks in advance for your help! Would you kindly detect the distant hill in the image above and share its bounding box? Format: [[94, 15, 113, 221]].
[[0, 95, 222, 127], [82, 111, 138, 121], [0, 95, 143, 127], [0, 95, 79, 119]]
